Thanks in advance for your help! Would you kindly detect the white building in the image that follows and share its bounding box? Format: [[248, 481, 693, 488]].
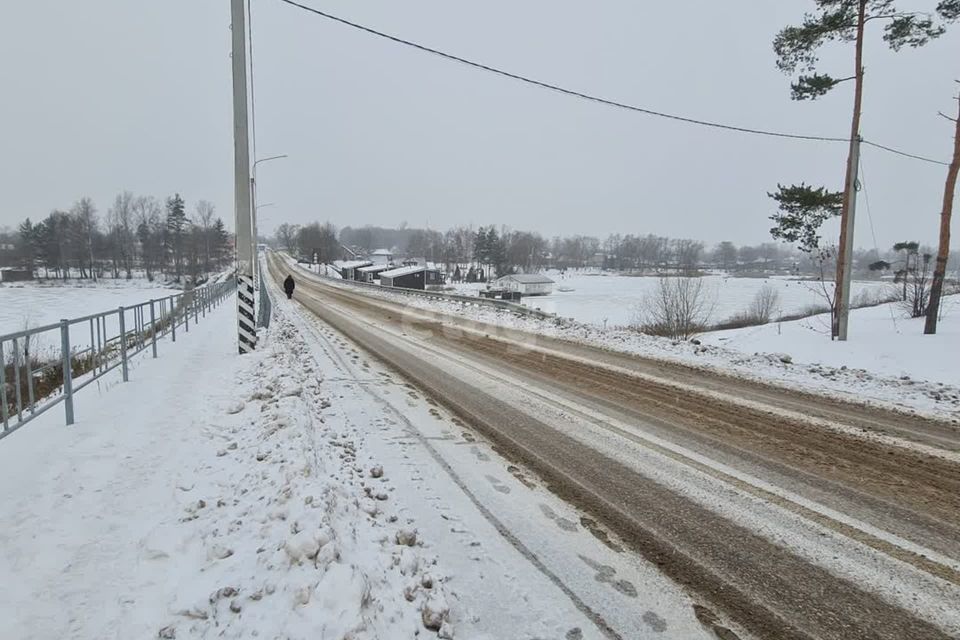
[[494, 273, 555, 296], [370, 249, 393, 265]]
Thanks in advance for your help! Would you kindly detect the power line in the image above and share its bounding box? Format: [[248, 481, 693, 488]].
[[861, 140, 949, 167], [274, 0, 844, 143], [857, 153, 901, 333], [273, 0, 950, 166]]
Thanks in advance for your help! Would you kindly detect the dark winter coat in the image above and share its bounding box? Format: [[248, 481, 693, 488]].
[[283, 275, 295, 299]]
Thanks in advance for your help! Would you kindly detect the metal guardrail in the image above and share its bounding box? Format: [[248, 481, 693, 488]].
[[282, 256, 557, 321], [0, 280, 235, 440]]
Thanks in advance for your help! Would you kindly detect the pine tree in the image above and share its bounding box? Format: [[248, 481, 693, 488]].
[[165, 193, 188, 279], [211, 218, 231, 268], [773, 1, 957, 337]]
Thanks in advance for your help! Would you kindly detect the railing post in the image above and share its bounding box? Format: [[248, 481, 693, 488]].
[[149, 300, 158, 358], [202, 288, 207, 317], [184, 294, 190, 332], [60, 320, 74, 425], [13, 338, 23, 423], [170, 295, 177, 342], [0, 341, 8, 431], [118, 307, 129, 382], [24, 337, 35, 415], [195, 290, 200, 322]]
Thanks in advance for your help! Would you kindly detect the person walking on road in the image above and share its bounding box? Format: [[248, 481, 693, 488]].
[[283, 274, 295, 300]]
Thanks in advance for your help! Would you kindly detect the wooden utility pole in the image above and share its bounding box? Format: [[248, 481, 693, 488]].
[[924, 88, 960, 335], [833, 0, 867, 341]]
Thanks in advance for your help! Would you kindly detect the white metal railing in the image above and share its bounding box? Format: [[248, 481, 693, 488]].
[[0, 280, 235, 440]]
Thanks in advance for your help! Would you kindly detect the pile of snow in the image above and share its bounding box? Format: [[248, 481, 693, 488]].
[[0, 300, 455, 640]]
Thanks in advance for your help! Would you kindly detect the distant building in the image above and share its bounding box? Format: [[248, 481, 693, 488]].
[[0, 267, 32, 282], [336, 260, 373, 280], [370, 249, 393, 265], [0, 241, 18, 268], [356, 264, 394, 283], [494, 273, 554, 296], [379, 265, 443, 290]]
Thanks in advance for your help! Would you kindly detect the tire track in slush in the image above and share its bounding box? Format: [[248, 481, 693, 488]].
[[268, 257, 954, 640]]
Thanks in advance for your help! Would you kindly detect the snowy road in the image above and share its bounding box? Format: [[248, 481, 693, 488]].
[[269, 253, 960, 640]]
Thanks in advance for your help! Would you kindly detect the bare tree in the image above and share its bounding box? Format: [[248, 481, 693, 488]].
[[275, 222, 300, 254], [633, 277, 714, 340], [133, 196, 164, 281], [107, 191, 136, 278], [750, 284, 781, 324], [70, 197, 98, 280], [195, 200, 216, 273]]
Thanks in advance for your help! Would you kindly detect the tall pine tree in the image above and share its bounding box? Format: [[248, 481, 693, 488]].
[[165, 193, 188, 279], [773, 1, 957, 338]]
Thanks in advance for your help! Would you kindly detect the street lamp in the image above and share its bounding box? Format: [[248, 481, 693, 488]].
[[250, 154, 287, 286]]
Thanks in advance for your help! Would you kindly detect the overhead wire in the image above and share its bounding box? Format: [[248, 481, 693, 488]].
[[857, 152, 901, 333], [273, 0, 950, 166]]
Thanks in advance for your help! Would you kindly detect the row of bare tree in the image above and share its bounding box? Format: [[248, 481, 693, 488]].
[[10, 192, 232, 284]]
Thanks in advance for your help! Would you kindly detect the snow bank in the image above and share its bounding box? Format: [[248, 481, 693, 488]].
[[0, 299, 454, 640]]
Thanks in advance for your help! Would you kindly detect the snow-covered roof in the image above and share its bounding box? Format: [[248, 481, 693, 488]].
[[371, 249, 393, 256], [498, 273, 555, 285], [357, 264, 394, 273], [380, 265, 433, 278], [339, 260, 373, 269]]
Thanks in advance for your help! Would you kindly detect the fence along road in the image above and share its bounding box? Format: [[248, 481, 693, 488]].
[[0, 280, 235, 440]]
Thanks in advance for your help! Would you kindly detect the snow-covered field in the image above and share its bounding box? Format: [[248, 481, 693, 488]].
[[451, 272, 890, 328], [0, 279, 180, 360], [702, 297, 960, 387], [0, 279, 178, 335]]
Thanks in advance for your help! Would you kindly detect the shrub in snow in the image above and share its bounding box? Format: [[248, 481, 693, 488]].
[[632, 277, 714, 340]]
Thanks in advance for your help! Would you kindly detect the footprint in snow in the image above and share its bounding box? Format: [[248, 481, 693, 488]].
[[485, 475, 511, 494], [578, 555, 637, 598], [539, 504, 578, 532], [470, 446, 490, 462]]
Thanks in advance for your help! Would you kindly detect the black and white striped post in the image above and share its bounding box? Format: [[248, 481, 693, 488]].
[[231, 0, 256, 354]]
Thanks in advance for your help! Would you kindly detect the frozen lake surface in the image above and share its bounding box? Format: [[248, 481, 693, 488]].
[[452, 272, 890, 328]]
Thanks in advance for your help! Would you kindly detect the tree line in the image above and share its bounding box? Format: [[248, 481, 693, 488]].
[[281, 219, 947, 279], [6, 192, 232, 284]]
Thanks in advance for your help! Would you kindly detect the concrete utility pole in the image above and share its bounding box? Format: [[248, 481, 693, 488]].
[[835, 135, 861, 342], [231, 0, 256, 354]]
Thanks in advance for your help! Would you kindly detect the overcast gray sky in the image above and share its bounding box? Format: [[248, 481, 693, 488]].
[[1, 0, 957, 247]]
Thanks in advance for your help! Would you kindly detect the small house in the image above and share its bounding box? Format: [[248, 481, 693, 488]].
[[370, 249, 393, 265], [338, 259, 373, 281], [356, 264, 394, 283], [494, 273, 554, 296], [379, 265, 444, 290]]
